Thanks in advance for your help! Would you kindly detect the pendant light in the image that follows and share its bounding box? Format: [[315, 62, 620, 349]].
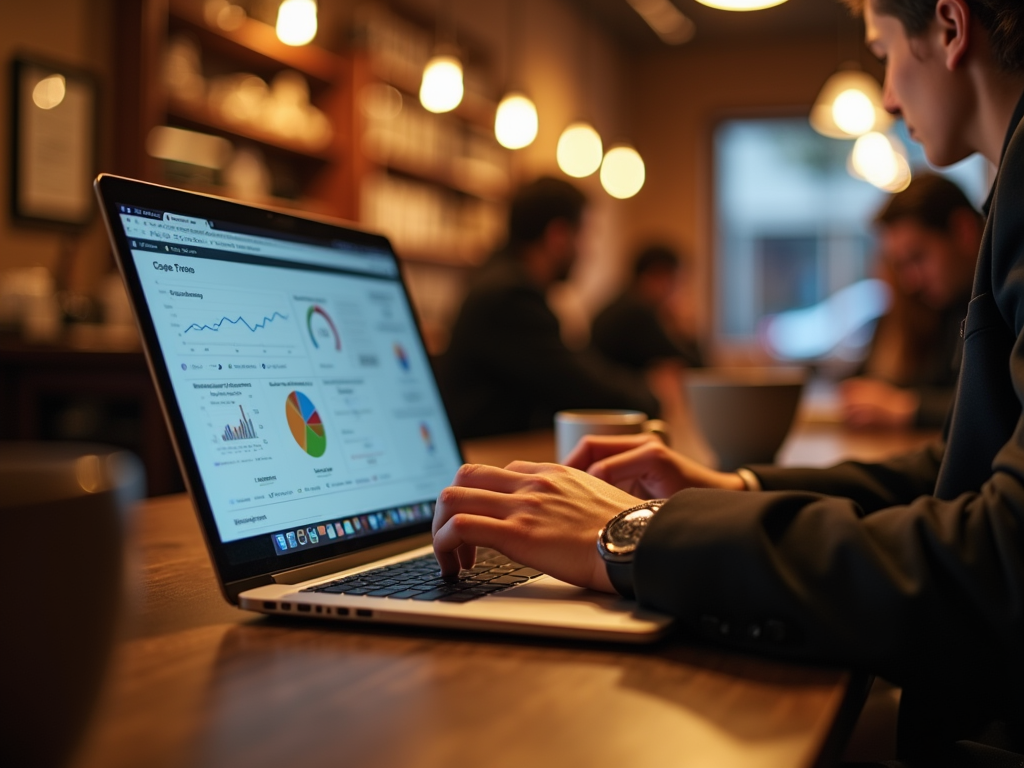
[[849, 132, 911, 192], [419, 2, 464, 114], [494, 0, 538, 149], [558, 122, 603, 178], [495, 94, 538, 149], [420, 54, 464, 113], [695, 0, 788, 10], [557, 17, 603, 178], [810, 67, 890, 139], [600, 144, 645, 199], [276, 0, 318, 47]]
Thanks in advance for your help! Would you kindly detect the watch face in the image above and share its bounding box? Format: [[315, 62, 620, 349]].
[[604, 509, 654, 555]]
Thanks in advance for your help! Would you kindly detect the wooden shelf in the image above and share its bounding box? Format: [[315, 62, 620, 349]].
[[167, 97, 336, 161], [365, 148, 507, 201], [168, 0, 342, 87]]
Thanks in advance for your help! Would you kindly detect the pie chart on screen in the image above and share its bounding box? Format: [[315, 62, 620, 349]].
[[285, 391, 326, 458]]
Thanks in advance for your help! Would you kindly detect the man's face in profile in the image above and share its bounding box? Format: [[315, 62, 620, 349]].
[[880, 219, 963, 309], [865, 0, 975, 167]]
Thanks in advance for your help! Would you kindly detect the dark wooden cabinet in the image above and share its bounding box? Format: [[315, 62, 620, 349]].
[[0, 342, 183, 496]]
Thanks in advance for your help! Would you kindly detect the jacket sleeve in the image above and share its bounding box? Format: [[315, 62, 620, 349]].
[[633, 469, 1024, 692]]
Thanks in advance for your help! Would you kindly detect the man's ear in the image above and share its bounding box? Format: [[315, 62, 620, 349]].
[[935, 0, 971, 71]]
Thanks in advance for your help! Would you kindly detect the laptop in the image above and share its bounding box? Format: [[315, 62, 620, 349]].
[[96, 174, 672, 642]]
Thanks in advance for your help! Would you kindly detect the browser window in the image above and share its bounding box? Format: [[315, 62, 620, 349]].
[[118, 205, 461, 563]]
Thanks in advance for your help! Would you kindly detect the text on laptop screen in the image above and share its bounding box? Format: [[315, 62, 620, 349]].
[[117, 204, 462, 559]]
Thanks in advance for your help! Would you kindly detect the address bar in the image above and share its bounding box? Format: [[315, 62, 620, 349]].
[[120, 215, 397, 276]]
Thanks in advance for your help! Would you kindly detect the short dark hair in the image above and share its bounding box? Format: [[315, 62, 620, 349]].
[[874, 173, 981, 232], [842, 0, 1024, 72], [633, 245, 681, 279], [508, 177, 587, 246]]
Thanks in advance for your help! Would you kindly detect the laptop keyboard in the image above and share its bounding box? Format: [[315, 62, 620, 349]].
[[303, 549, 544, 603]]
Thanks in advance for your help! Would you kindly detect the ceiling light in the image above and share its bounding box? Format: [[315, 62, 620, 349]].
[[600, 145, 646, 199], [495, 93, 538, 150], [694, 0, 788, 10], [557, 122, 603, 178], [32, 74, 66, 110], [625, 0, 696, 45], [420, 55, 464, 114], [849, 132, 911, 192], [276, 0, 317, 47], [811, 69, 891, 139]]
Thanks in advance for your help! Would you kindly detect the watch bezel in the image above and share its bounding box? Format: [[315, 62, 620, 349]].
[[597, 499, 666, 564]]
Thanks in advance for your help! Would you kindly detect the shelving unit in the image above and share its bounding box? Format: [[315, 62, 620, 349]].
[[113, 0, 512, 351]]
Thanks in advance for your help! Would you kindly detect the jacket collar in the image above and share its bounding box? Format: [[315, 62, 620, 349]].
[[982, 87, 1024, 216]]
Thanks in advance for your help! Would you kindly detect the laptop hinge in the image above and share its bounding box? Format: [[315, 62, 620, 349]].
[[271, 532, 434, 586]]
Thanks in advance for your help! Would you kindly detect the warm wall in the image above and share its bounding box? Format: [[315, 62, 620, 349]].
[[622, 34, 883, 350], [0, 0, 115, 294]]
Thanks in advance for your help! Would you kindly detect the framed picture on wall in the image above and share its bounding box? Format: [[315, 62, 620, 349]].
[[10, 55, 98, 227]]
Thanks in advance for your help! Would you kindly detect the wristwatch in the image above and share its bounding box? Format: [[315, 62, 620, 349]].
[[597, 499, 667, 599]]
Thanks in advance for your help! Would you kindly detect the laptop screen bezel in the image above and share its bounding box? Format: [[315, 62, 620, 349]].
[[94, 174, 463, 597]]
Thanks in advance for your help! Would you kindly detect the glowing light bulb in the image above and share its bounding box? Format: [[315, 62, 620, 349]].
[[32, 74, 66, 110], [419, 56, 464, 114], [694, 0, 788, 9], [600, 145, 646, 199], [851, 132, 904, 189], [832, 89, 876, 136], [557, 122, 603, 178], [494, 93, 538, 149], [276, 0, 317, 47]]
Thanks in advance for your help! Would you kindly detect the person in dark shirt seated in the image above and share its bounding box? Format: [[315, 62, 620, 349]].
[[841, 174, 982, 429], [591, 245, 704, 372], [437, 177, 659, 440]]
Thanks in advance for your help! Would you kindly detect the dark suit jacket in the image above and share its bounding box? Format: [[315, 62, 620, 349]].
[[437, 252, 659, 439], [634, 94, 1024, 764]]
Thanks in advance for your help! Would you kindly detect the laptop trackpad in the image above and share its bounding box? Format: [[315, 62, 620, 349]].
[[492, 576, 630, 608]]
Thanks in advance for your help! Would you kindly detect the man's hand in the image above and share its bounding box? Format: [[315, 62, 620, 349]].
[[563, 433, 746, 497], [432, 462, 642, 592], [839, 378, 920, 429]]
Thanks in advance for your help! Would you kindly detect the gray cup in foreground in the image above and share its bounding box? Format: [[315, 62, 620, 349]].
[[0, 443, 144, 768], [555, 409, 668, 464], [684, 368, 806, 471]]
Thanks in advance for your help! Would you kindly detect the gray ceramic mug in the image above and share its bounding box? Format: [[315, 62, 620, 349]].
[[555, 409, 669, 464], [0, 443, 144, 768]]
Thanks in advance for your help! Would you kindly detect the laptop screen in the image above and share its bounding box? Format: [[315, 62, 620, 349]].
[[99, 179, 462, 585]]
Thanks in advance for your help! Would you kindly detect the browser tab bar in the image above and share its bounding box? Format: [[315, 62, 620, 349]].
[[164, 212, 210, 229]]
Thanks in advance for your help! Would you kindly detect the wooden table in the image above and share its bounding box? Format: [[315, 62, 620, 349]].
[[70, 425, 935, 768]]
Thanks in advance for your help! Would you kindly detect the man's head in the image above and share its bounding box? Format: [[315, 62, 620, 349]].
[[843, 0, 1024, 166], [874, 173, 982, 308], [508, 177, 587, 284], [631, 245, 684, 307]]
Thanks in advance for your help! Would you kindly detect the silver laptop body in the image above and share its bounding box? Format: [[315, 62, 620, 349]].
[[96, 175, 671, 643]]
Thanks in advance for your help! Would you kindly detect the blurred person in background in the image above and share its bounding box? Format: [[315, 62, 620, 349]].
[[842, 173, 982, 428], [436, 177, 659, 440], [591, 244, 705, 373]]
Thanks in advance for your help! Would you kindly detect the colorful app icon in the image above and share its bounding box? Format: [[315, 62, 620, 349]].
[[307, 527, 319, 544], [326, 524, 337, 539], [368, 515, 379, 531], [420, 422, 435, 452], [286, 531, 298, 548], [317, 525, 327, 536], [296, 529, 307, 545], [274, 534, 288, 552], [352, 517, 363, 532], [394, 342, 410, 371], [335, 522, 345, 537], [342, 520, 354, 535]]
